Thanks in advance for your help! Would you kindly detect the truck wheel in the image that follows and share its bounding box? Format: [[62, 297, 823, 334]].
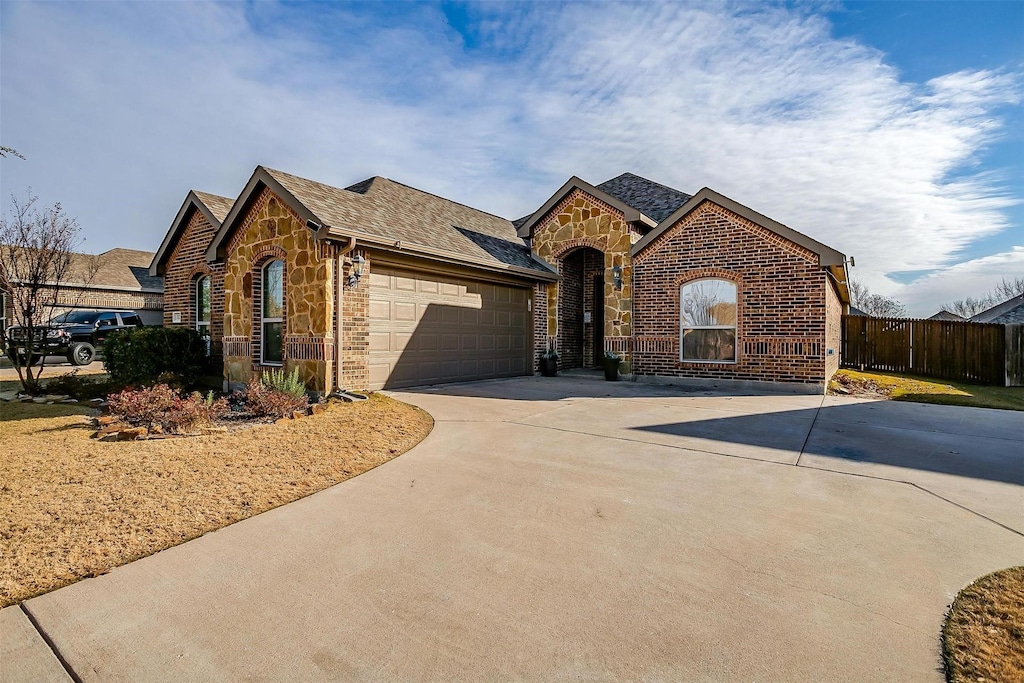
[[68, 342, 95, 366]]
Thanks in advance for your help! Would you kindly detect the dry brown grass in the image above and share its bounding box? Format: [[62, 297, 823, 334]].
[[942, 566, 1024, 682], [0, 394, 433, 606]]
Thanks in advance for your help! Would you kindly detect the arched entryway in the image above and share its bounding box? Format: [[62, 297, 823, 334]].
[[557, 246, 605, 369]]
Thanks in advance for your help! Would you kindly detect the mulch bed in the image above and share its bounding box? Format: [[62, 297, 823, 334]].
[[0, 394, 433, 606]]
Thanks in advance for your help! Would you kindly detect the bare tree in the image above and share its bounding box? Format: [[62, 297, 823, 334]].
[[944, 277, 1024, 319], [848, 278, 907, 317], [0, 192, 96, 393], [1, 146, 25, 159]]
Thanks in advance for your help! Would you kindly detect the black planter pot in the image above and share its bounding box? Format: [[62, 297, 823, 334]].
[[540, 356, 558, 377], [603, 357, 621, 381]]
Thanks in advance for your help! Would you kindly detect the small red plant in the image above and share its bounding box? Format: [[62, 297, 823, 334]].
[[106, 384, 228, 434]]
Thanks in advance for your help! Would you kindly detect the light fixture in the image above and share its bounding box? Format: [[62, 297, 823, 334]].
[[346, 254, 366, 288], [611, 264, 623, 290]]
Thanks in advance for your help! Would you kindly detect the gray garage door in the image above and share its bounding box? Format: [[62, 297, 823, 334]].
[[368, 267, 531, 390]]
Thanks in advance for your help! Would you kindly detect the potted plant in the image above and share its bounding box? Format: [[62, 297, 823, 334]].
[[603, 350, 621, 381], [540, 344, 559, 377]]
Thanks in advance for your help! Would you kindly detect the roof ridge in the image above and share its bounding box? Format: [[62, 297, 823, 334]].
[[598, 171, 689, 196], [382, 177, 515, 225]]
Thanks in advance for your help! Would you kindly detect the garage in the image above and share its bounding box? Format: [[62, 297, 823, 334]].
[[368, 266, 532, 390]]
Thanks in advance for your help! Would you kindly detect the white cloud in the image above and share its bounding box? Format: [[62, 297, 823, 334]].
[[0, 2, 1019, 315], [899, 246, 1024, 316]]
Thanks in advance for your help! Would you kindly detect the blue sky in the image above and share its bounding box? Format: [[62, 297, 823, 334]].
[[1, 1, 1021, 316]]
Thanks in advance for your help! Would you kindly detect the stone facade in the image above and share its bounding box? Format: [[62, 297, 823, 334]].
[[222, 188, 336, 392], [632, 200, 836, 386], [161, 208, 225, 358], [530, 189, 635, 369]]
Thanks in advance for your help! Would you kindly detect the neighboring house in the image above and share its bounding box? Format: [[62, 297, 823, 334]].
[[970, 294, 1024, 324], [848, 305, 868, 316], [2, 248, 164, 333], [152, 166, 851, 394], [928, 310, 965, 321]]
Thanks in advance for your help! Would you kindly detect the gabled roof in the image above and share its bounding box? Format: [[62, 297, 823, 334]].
[[515, 176, 658, 239], [928, 310, 965, 321], [149, 190, 233, 276], [970, 294, 1024, 324], [596, 173, 692, 223], [4, 246, 161, 292], [631, 187, 850, 304], [206, 166, 557, 281]]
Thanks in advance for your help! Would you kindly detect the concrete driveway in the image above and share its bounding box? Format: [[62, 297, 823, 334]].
[[4, 376, 1022, 682]]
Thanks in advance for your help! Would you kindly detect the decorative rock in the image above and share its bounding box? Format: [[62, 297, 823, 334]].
[[292, 410, 305, 420], [99, 432, 121, 442], [44, 395, 70, 402], [310, 403, 325, 416], [275, 417, 290, 425], [32, 397, 48, 403], [0, 391, 19, 402], [94, 423, 123, 437], [89, 398, 105, 404], [119, 427, 148, 440], [97, 415, 119, 426], [59, 398, 79, 403]]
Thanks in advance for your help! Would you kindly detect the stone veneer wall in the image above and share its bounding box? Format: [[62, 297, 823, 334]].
[[162, 207, 224, 359], [633, 200, 829, 385], [222, 188, 336, 393], [530, 189, 635, 368]]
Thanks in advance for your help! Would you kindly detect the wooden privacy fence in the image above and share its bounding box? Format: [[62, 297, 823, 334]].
[[841, 315, 1019, 386]]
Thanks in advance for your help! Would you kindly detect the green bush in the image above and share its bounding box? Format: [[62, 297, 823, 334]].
[[102, 327, 209, 388], [261, 366, 307, 398]]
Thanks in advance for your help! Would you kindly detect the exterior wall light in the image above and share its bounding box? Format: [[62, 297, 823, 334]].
[[346, 254, 366, 288], [611, 264, 623, 290]]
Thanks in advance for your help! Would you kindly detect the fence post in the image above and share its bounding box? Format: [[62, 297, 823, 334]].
[[1007, 324, 1023, 387]]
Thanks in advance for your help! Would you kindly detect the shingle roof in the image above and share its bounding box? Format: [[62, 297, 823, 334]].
[[928, 310, 965, 321], [88, 249, 163, 291], [256, 167, 555, 278], [596, 173, 692, 223], [970, 294, 1024, 324], [192, 191, 234, 223]]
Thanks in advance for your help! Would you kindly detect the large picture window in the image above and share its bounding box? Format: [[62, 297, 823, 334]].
[[261, 260, 284, 364], [680, 279, 737, 362], [195, 275, 211, 354]]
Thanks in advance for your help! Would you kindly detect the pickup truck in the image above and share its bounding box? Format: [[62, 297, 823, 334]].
[[4, 309, 144, 366]]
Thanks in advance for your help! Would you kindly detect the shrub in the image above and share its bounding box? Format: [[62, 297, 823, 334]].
[[103, 327, 208, 388], [240, 376, 309, 418], [106, 384, 228, 434], [261, 366, 307, 398], [44, 370, 120, 401]]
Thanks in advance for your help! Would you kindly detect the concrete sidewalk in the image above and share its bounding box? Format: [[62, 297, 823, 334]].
[[4, 376, 1022, 681]]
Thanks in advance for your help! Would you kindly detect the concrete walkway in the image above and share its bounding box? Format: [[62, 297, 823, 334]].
[[3, 376, 1022, 681]]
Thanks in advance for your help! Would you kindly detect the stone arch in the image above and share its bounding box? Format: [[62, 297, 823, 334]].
[[551, 237, 607, 261]]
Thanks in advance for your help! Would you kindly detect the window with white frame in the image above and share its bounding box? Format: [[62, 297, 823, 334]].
[[680, 279, 737, 362], [261, 260, 284, 364], [195, 275, 211, 355]]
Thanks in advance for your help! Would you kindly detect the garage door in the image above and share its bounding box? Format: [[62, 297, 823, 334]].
[[368, 267, 531, 390]]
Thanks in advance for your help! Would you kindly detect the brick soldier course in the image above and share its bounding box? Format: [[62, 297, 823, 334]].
[[152, 166, 851, 394]]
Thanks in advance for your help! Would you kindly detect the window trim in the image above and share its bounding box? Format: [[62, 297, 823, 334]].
[[679, 278, 738, 364], [260, 259, 284, 366]]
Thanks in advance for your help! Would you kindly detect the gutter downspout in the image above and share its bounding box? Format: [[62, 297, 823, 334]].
[[334, 237, 356, 394]]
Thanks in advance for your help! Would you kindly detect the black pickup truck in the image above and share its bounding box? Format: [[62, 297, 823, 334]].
[[4, 309, 144, 366]]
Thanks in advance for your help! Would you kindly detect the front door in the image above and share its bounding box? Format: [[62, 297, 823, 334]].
[[593, 274, 604, 367]]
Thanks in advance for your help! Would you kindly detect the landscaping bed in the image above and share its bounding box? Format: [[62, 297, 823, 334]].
[[829, 369, 1024, 411], [942, 566, 1024, 683], [0, 394, 433, 607]]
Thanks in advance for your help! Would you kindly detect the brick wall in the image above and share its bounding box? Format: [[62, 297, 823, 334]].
[[162, 207, 224, 358], [532, 282, 549, 370], [633, 200, 829, 385], [825, 276, 843, 380], [339, 254, 369, 390]]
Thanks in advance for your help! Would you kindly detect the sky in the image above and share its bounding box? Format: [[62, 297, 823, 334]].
[[1, 1, 1021, 317]]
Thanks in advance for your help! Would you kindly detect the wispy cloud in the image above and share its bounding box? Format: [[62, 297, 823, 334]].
[[0, 1, 1019, 315]]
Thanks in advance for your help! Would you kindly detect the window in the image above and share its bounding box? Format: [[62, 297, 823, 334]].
[[121, 313, 142, 327], [261, 260, 284, 364], [96, 312, 118, 328], [680, 279, 737, 362], [195, 276, 211, 354]]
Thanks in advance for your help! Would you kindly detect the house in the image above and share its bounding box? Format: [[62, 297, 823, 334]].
[[928, 310, 965, 321], [970, 294, 1024, 324], [151, 167, 851, 394], [2, 248, 163, 342]]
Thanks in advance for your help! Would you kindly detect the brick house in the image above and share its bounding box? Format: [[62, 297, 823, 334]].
[[2, 248, 163, 344], [152, 166, 851, 394]]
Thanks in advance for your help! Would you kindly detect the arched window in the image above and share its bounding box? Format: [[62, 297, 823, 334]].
[[680, 279, 737, 362], [261, 260, 284, 364], [195, 275, 211, 354]]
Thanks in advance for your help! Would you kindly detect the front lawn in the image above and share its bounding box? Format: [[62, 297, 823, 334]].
[[0, 394, 433, 607], [830, 369, 1024, 411], [943, 566, 1024, 682]]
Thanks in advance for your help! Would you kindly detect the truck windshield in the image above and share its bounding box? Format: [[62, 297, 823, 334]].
[[50, 311, 98, 324]]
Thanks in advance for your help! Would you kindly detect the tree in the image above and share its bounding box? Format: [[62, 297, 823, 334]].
[[0, 146, 25, 159], [848, 278, 907, 318], [0, 192, 96, 393], [943, 277, 1024, 319]]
